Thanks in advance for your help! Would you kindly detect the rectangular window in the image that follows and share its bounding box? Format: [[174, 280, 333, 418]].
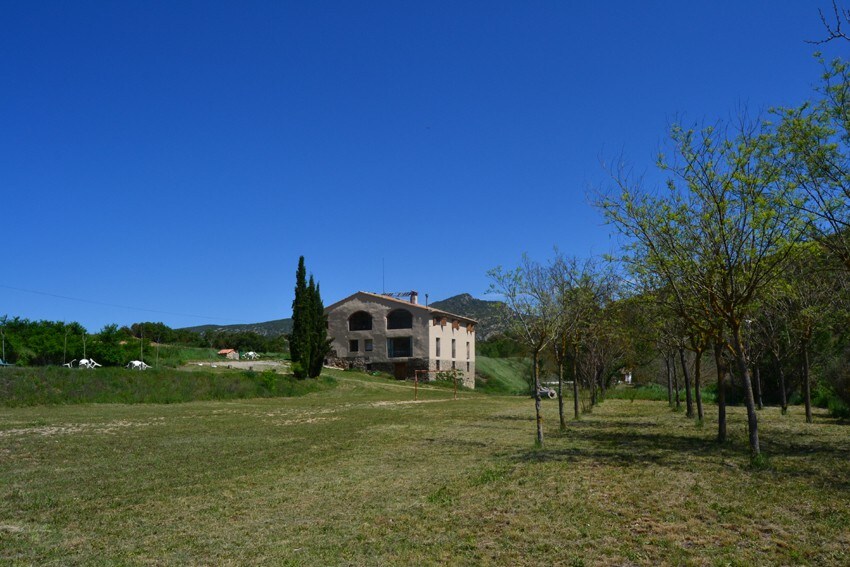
[[349, 339, 359, 352], [451, 361, 456, 370], [467, 362, 470, 372], [466, 342, 470, 360], [452, 339, 456, 359], [365, 339, 373, 352], [436, 337, 441, 357], [436, 360, 441, 371], [387, 337, 412, 358]]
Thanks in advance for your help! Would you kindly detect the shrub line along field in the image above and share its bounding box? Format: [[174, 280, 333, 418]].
[[1, 369, 848, 565]]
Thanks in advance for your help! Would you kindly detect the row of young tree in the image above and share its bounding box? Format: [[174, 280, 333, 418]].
[[492, 29, 850, 458], [0, 257, 331, 370], [0, 316, 287, 367], [0, 318, 151, 367], [489, 254, 659, 447]]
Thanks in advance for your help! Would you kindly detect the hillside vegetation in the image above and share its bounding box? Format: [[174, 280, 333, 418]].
[[475, 356, 531, 395], [1, 372, 847, 565], [0, 366, 333, 407], [181, 318, 293, 337]]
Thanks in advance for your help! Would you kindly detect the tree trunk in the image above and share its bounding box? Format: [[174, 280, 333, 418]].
[[773, 350, 788, 415], [680, 346, 694, 418], [590, 370, 598, 407], [731, 326, 760, 458], [714, 343, 727, 443], [572, 356, 580, 420], [666, 356, 673, 406], [533, 350, 544, 447], [672, 357, 681, 410], [597, 366, 606, 400], [558, 358, 566, 431], [755, 366, 763, 410], [802, 339, 812, 424], [694, 348, 704, 422]]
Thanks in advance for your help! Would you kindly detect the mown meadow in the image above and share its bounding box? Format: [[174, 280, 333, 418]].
[[1, 368, 848, 566]]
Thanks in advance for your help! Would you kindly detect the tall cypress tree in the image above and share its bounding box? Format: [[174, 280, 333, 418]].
[[289, 257, 330, 378], [308, 280, 331, 378], [290, 256, 308, 378]]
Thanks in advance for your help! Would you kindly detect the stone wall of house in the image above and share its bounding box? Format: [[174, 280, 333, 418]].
[[325, 292, 475, 387], [427, 358, 476, 389], [427, 315, 476, 389]]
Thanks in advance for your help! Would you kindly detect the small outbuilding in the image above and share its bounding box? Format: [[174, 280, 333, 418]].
[[217, 348, 239, 360]]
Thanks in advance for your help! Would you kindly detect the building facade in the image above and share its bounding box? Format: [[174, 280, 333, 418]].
[[324, 291, 476, 388]]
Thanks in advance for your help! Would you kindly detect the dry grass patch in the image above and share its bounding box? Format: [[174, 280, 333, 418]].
[[1, 375, 848, 565]]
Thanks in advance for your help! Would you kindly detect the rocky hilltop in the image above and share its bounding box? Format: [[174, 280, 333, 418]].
[[429, 293, 506, 340]]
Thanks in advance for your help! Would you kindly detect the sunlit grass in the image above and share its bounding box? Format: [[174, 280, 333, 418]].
[[0, 366, 333, 406], [1, 372, 847, 565]]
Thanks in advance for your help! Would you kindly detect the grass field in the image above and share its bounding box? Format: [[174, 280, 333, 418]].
[[2, 370, 848, 565], [475, 356, 531, 394], [0, 366, 333, 407]]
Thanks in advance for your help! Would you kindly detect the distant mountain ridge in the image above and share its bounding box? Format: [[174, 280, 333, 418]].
[[179, 293, 505, 340], [181, 318, 293, 337]]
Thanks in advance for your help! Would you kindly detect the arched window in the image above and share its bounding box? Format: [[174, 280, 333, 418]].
[[348, 311, 373, 331], [386, 309, 413, 329]]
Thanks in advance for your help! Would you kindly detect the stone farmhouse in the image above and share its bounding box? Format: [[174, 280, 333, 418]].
[[324, 291, 476, 388]]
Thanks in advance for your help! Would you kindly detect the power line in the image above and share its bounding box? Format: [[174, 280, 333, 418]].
[[0, 283, 246, 323]]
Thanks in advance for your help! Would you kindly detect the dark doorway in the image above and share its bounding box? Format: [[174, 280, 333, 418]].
[[394, 362, 408, 380]]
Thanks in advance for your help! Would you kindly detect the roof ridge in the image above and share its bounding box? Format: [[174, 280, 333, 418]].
[[325, 291, 477, 323]]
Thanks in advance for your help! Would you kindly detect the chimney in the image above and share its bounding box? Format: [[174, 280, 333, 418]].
[[410, 291, 418, 305]]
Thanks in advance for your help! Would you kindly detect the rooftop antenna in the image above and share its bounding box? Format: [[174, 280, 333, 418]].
[[425, 293, 429, 307]]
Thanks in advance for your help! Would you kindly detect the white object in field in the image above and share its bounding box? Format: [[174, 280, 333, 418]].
[[244, 351, 259, 360], [79, 358, 102, 369], [211, 364, 217, 368], [537, 386, 557, 399], [126, 360, 151, 370], [62, 359, 77, 368]]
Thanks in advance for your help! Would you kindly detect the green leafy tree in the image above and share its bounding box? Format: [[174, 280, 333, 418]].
[[600, 118, 807, 458], [489, 255, 560, 447]]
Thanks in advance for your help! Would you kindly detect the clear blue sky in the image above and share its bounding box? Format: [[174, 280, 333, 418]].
[[1, 1, 844, 331]]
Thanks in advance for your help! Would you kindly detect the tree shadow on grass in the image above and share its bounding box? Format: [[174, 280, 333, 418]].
[[511, 426, 850, 492], [567, 419, 658, 430], [514, 429, 733, 469], [488, 414, 533, 421]]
